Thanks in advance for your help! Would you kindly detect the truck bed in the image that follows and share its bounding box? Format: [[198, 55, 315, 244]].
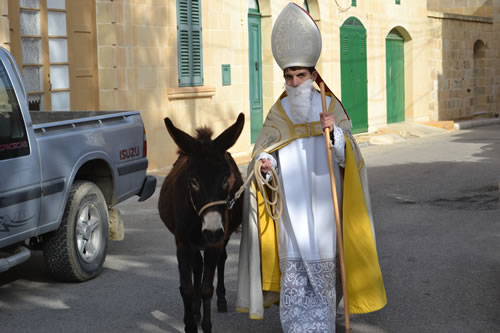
[[29, 111, 125, 125]]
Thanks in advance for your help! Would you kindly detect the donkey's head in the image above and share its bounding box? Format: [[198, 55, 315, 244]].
[[164, 113, 244, 244]]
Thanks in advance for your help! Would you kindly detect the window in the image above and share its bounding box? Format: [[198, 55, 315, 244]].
[[47, 0, 70, 111], [13, 0, 70, 111], [396, 0, 400, 4], [9, 0, 99, 112], [177, 0, 203, 87], [0, 63, 30, 160], [352, 0, 357, 7]]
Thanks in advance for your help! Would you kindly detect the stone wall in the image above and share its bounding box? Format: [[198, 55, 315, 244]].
[[427, 6, 499, 120], [95, 0, 251, 171], [0, 0, 9, 49], [96, 0, 170, 169], [427, 0, 493, 17]]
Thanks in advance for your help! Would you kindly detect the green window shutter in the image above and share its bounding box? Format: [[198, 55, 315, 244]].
[[352, 0, 357, 7], [177, 0, 191, 86], [177, 0, 203, 87], [191, 0, 203, 86]]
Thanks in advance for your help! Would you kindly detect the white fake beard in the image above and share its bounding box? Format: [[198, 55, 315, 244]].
[[285, 79, 314, 124]]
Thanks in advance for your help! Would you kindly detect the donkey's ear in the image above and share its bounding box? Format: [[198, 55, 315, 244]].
[[164, 117, 198, 154], [213, 113, 245, 152]]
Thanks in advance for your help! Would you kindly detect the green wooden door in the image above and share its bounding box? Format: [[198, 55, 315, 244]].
[[386, 32, 405, 124], [340, 18, 368, 134], [248, 9, 263, 143]]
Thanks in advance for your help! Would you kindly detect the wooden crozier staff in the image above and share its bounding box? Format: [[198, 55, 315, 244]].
[[319, 82, 351, 332]]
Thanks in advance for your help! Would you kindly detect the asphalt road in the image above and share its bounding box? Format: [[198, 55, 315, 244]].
[[0, 123, 499, 333], [358, 123, 500, 333]]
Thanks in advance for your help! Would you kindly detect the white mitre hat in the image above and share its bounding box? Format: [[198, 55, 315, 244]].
[[271, 3, 322, 70]]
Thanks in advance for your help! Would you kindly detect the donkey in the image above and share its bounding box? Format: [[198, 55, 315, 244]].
[[158, 113, 244, 333]]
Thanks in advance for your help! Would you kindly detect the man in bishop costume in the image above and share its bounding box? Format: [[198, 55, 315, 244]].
[[236, 3, 387, 332]]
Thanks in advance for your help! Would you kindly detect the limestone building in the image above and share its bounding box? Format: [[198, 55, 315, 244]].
[[0, 0, 498, 171]]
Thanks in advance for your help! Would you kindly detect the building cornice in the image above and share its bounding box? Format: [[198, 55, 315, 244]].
[[427, 11, 493, 24]]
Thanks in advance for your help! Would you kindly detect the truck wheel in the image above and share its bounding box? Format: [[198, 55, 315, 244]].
[[43, 181, 109, 282]]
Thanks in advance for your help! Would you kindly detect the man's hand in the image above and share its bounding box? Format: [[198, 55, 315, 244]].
[[259, 158, 273, 174], [320, 112, 334, 132]]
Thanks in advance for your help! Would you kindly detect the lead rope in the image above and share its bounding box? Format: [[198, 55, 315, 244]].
[[231, 159, 283, 221], [196, 160, 283, 218]]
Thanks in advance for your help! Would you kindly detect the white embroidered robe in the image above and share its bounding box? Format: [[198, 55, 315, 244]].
[[260, 90, 345, 332]]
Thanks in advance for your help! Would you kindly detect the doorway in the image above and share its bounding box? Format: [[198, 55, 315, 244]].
[[386, 30, 405, 124], [340, 17, 368, 133]]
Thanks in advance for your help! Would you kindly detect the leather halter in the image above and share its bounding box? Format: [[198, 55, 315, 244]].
[[189, 191, 231, 217], [188, 167, 256, 217]]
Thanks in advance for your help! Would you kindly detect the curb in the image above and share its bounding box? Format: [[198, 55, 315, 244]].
[[454, 118, 500, 129]]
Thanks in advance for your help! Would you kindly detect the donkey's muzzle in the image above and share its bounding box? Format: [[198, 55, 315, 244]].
[[202, 228, 224, 243]]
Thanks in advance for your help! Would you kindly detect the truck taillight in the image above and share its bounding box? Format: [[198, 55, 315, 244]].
[[143, 128, 147, 157]]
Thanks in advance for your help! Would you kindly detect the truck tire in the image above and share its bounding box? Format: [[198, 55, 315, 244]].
[[42, 180, 109, 282]]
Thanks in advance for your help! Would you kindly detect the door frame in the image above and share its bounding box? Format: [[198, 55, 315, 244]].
[[248, 7, 263, 143]]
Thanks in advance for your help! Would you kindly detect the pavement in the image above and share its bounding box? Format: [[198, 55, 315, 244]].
[[353, 117, 500, 147], [150, 117, 500, 178]]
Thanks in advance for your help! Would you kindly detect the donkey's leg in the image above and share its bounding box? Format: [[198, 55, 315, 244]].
[[216, 242, 228, 312], [177, 246, 197, 333], [192, 250, 203, 324], [199, 246, 222, 333]]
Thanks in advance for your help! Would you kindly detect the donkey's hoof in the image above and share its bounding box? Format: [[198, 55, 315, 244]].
[[217, 300, 228, 312], [201, 321, 212, 333]]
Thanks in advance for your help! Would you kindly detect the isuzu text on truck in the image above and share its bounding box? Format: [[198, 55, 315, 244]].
[[0, 47, 156, 282]]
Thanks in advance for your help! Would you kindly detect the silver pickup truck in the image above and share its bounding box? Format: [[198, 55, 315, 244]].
[[0, 47, 156, 282]]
